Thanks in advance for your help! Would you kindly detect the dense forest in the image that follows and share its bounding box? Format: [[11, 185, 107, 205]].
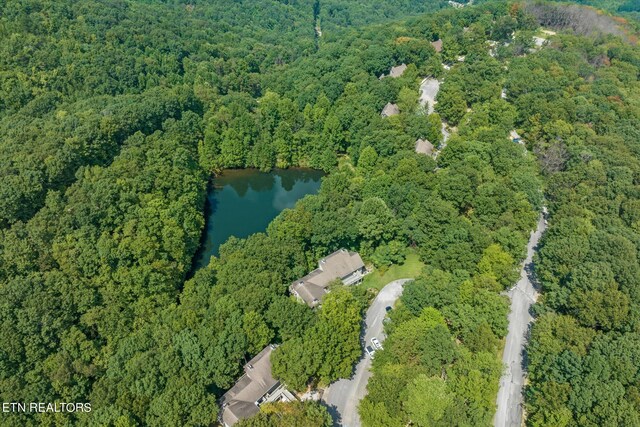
[[357, 3, 640, 425], [516, 17, 640, 427], [1, 0, 639, 426]]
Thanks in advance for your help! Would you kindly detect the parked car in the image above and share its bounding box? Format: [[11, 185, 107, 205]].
[[365, 346, 376, 359], [385, 306, 392, 312], [371, 337, 383, 350]]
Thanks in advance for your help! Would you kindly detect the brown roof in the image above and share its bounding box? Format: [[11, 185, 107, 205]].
[[381, 103, 400, 117], [431, 39, 443, 53], [290, 249, 365, 307], [415, 138, 435, 156], [220, 345, 280, 426]]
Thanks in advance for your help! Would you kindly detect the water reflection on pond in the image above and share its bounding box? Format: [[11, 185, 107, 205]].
[[193, 168, 324, 270]]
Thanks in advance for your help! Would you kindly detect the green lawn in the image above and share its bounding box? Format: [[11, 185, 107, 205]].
[[360, 250, 425, 291]]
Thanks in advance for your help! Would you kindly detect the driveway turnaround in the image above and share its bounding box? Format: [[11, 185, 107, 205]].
[[419, 78, 440, 115], [494, 214, 547, 427], [323, 279, 413, 427], [418, 78, 450, 148]]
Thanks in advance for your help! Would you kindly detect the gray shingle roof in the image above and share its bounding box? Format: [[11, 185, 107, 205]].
[[381, 103, 400, 117], [415, 138, 435, 156], [388, 63, 407, 78], [220, 345, 280, 426], [290, 249, 365, 307]]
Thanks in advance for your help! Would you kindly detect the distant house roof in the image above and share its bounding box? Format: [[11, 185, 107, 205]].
[[415, 138, 435, 156], [389, 63, 407, 78], [290, 249, 365, 307], [533, 36, 546, 47], [381, 103, 400, 117], [431, 39, 443, 53], [220, 345, 281, 426], [379, 64, 407, 79]]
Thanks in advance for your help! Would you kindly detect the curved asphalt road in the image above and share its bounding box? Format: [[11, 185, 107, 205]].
[[494, 214, 546, 427], [322, 279, 413, 427]]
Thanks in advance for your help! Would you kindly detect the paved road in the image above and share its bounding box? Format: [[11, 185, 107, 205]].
[[441, 122, 450, 143], [418, 77, 450, 150], [420, 78, 440, 115], [494, 214, 546, 427], [323, 279, 413, 427]]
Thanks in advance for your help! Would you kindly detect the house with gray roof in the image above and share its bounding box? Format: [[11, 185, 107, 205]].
[[220, 345, 295, 426], [380, 63, 407, 79], [290, 249, 366, 307], [381, 102, 400, 118], [415, 138, 435, 156]]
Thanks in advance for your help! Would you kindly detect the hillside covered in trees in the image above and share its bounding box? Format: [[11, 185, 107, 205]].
[[1, 0, 639, 427], [517, 17, 640, 427], [356, 3, 640, 426]]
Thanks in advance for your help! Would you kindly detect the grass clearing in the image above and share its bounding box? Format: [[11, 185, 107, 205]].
[[360, 250, 425, 291]]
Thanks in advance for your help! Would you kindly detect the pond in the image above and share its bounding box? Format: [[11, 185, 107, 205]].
[[192, 168, 324, 270]]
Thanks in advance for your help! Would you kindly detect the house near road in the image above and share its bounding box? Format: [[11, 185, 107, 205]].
[[220, 345, 296, 426], [415, 138, 435, 156], [381, 102, 400, 118], [290, 249, 367, 307]]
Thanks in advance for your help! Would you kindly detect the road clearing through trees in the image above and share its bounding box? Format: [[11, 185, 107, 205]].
[[494, 214, 547, 427], [322, 279, 413, 427]]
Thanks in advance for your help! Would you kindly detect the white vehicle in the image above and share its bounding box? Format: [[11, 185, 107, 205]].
[[371, 337, 383, 350], [365, 346, 376, 359]]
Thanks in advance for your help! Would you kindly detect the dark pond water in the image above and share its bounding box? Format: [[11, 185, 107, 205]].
[[193, 168, 324, 269]]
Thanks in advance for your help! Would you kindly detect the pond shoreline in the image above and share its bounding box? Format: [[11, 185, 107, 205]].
[[188, 168, 324, 276]]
